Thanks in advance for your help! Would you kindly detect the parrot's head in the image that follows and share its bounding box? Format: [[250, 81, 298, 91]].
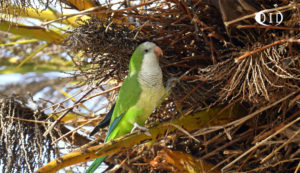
[[129, 42, 163, 74]]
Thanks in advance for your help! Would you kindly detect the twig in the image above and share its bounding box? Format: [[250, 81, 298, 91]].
[[5, 116, 51, 124], [43, 77, 107, 137], [41, 89, 83, 112], [251, 158, 300, 172], [237, 149, 257, 172], [261, 129, 300, 163], [41, 0, 157, 26], [179, 81, 204, 104], [235, 39, 287, 63], [225, 89, 299, 128], [43, 87, 95, 137], [208, 154, 236, 173], [194, 90, 298, 138], [51, 118, 96, 145], [222, 117, 300, 172], [253, 109, 300, 143], [200, 129, 252, 159], [237, 25, 300, 31], [295, 161, 300, 173], [165, 123, 200, 143], [51, 85, 121, 115]]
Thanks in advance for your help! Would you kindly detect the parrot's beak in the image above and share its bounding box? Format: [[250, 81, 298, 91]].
[[154, 46, 163, 58]]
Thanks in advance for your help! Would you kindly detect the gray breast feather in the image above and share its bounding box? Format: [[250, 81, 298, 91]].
[[138, 72, 163, 88]]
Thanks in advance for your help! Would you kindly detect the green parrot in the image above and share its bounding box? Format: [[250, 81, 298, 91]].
[[87, 42, 166, 173]]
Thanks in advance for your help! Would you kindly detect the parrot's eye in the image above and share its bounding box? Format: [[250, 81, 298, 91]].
[[144, 49, 149, 53]]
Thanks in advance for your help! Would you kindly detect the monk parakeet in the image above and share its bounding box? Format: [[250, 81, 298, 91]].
[[87, 42, 166, 173]]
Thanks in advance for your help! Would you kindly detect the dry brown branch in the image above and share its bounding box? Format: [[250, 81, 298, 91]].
[[226, 90, 299, 128], [261, 128, 300, 163], [237, 25, 300, 30], [222, 117, 300, 172], [43, 75, 112, 136], [234, 38, 295, 62]]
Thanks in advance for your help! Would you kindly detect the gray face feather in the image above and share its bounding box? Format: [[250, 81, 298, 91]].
[[138, 42, 163, 88]]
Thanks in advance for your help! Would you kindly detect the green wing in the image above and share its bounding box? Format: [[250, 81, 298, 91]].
[[86, 74, 141, 173], [109, 73, 141, 127]]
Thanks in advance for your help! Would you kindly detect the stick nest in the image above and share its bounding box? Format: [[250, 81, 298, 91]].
[[64, 0, 300, 172]]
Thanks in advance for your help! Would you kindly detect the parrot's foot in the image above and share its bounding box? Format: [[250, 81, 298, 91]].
[[166, 77, 179, 90], [131, 122, 151, 136]]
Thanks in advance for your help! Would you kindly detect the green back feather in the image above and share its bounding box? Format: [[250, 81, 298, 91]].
[[109, 45, 144, 130]]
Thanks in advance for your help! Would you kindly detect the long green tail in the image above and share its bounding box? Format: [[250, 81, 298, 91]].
[[87, 113, 124, 173], [86, 156, 107, 173]]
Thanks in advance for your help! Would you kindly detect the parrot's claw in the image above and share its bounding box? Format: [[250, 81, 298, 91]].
[[166, 77, 179, 90], [131, 122, 151, 136]]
